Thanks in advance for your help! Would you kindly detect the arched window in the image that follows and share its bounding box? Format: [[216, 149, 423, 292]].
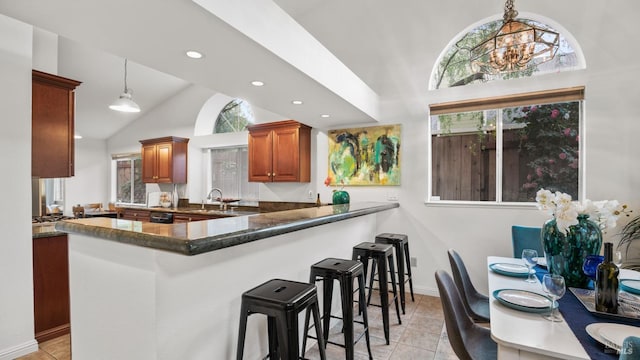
[[431, 18, 579, 89], [213, 99, 255, 133], [428, 13, 585, 204]]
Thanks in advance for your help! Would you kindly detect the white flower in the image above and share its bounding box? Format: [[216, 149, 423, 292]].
[[555, 204, 579, 233], [535, 189, 555, 214], [535, 188, 628, 234], [554, 191, 573, 208]]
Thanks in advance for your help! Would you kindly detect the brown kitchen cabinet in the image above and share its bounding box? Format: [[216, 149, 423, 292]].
[[140, 136, 189, 183], [32, 70, 82, 178], [33, 233, 70, 342], [119, 208, 151, 222], [173, 213, 214, 223], [247, 120, 311, 182]]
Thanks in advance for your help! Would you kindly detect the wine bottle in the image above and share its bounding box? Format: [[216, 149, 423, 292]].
[[595, 242, 619, 314], [316, 193, 321, 207]]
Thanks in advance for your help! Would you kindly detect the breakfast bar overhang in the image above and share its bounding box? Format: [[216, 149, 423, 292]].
[[55, 202, 398, 359]]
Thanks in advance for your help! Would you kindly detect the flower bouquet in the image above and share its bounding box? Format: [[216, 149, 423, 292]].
[[536, 189, 630, 287]]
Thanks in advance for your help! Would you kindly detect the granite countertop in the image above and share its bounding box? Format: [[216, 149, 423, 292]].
[[116, 205, 261, 217], [56, 202, 399, 255], [32, 223, 67, 238]]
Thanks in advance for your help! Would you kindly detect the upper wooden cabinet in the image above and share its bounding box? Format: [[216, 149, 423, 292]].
[[140, 136, 189, 183], [32, 70, 82, 178], [248, 120, 311, 182]]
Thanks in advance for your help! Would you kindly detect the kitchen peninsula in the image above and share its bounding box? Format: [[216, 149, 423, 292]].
[[55, 202, 398, 359]]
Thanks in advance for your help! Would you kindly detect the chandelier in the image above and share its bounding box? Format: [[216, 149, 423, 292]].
[[470, 0, 559, 73]]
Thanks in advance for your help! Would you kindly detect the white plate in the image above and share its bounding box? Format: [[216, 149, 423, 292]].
[[492, 263, 529, 274], [598, 323, 640, 350], [621, 279, 640, 295], [586, 323, 616, 350], [494, 289, 552, 310]]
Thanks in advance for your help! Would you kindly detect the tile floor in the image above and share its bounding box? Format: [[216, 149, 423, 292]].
[[17, 293, 458, 360], [17, 334, 70, 360]]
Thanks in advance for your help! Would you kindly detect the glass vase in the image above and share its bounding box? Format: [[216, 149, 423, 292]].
[[332, 190, 350, 205], [542, 214, 603, 288]]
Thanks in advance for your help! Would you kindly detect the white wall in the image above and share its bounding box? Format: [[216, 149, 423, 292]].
[[0, 14, 38, 359], [65, 138, 110, 214], [102, 2, 640, 299]]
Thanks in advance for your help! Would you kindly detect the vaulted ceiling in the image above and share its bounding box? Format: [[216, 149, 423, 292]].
[[0, 0, 594, 139]]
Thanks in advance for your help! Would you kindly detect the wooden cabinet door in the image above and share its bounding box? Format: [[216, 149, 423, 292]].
[[141, 144, 158, 183], [272, 126, 300, 181], [248, 129, 273, 182], [120, 209, 151, 222], [32, 71, 81, 178], [140, 137, 189, 183], [155, 142, 173, 183], [174, 214, 212, 222], [33, 234, 70, 342]]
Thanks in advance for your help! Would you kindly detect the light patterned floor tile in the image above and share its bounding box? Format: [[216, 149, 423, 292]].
[[16, 295, 457, 360]]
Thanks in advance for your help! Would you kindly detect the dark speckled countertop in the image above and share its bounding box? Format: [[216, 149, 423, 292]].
[[55, 202, 398, 255], [32, 223, 67, 238]]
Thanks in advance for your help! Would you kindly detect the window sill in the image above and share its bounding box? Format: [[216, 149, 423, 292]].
[[424, 199, 538, 210]]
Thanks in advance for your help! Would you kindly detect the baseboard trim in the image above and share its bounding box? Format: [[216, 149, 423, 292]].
[[35, 323, 70, 343], [0, 339, 39, 360], [411, 285, 439, 297]]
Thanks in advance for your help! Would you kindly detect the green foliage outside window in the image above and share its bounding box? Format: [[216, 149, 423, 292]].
[[510, 102, 580, 200], [214, 99, 254, 133], [116, 158, 145, 204], [432, 19, 573, 89]]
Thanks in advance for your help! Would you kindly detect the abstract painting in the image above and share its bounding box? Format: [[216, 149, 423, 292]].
[[327, 124, 401, 186]]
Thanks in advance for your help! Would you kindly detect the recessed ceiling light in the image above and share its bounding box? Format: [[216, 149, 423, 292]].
[[251, 80, 264, 87], [185, 50, 204, 59], [321, 114, 330, 118], [74, 134, 83, 139], [292, 100, 303, 105]]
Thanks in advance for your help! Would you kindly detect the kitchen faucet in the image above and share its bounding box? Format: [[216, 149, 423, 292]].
[[207, 188, 224, 210]]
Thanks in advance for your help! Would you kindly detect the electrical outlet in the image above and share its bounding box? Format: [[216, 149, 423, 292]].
[[387, 191, 399, 201], [308, 190, 314, 199], [410, 257, 417, 267]]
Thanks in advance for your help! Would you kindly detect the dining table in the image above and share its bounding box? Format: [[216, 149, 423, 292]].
[[487, 256, 640, 360]]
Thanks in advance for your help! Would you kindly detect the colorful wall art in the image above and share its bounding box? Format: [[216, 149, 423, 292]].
[[327, 124, 401, 186]]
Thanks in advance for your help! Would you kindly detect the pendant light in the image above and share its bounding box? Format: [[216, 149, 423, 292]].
[[109, 58, 141, 113]]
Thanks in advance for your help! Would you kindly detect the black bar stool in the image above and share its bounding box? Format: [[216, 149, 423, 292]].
[[375, 233, 415, 314], [302, 258, 373, 360], [352, 242, 401, 345], [236, 279, 326, 360]]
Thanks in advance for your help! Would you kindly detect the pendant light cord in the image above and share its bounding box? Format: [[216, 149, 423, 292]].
[[124, 58, 129, 93]]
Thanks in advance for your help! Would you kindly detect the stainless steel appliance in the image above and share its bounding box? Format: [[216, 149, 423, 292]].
[[150, 212, 174, 224]]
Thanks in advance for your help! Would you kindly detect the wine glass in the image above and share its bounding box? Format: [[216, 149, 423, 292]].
[[582, 255, 604, 289], [521, 249, 539, 283], [542, 274, 566, 322], [613, 250, 623, 268]]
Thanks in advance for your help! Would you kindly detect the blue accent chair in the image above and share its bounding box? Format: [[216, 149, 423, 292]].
[[619, 336, 640, 359], [511, 225, 543, 258]]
